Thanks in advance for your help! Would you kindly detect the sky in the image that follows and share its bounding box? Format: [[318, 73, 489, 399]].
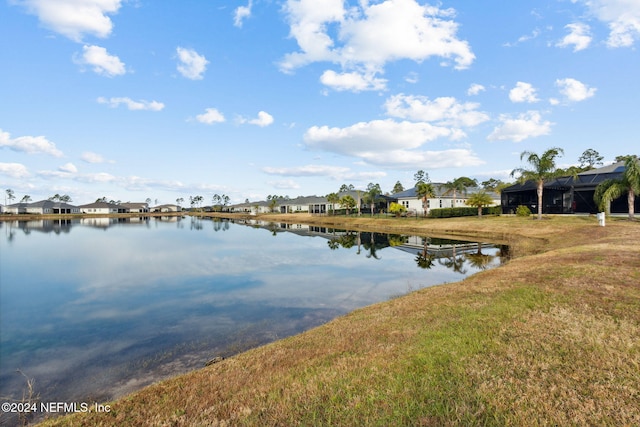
[[1, 0, 639, 206]]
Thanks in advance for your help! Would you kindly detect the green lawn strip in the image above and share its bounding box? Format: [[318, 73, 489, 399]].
[[263, 285, 551, 427]]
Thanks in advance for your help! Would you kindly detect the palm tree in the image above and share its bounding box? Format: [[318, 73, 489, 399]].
[[363, 183, 382, 216], [415, 181, 435, 216], [326, 192, 340, 215], [20, 195, 32, 203], [465, 191, 494, 218], [339, 195, 356, 215], [510, 147, 564, 220], [268, 197, 278, 213], [594, 155, 640, 220], [443, 177, 477, 207], [5, 189, 15, 207]]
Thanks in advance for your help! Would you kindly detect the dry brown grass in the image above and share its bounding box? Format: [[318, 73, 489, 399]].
[[37, 215, 640, 426]]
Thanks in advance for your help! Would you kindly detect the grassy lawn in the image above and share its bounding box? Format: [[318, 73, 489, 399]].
[[35, 215, 640, 426]]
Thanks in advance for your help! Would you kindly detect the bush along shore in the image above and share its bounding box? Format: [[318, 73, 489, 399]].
[[34, 214, 640, 426]]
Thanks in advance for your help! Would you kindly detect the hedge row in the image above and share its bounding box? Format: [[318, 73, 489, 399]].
[[429, 206, 501, 218]]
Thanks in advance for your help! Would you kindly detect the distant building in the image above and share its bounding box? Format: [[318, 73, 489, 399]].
[[78, 202, 127, 214], [393, 184, 500, 216], [120, 202, 149, 213], [150, 204, 182, 213], [5, 200, 80, 214]]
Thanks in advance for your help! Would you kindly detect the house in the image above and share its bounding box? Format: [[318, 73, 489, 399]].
[[393, 185, 500, 216], [4, 202, 29, 214], [27, 200, 80, 214], [120, 202, 149, 213], [4, 200, 80, 214], [280, 195, 326, 214], [231, 191, 403, 216], [78, 201, 127, 214], [150, 204, 182, 213], [501, 161, 640, 214], [307, 191, 371, 215]]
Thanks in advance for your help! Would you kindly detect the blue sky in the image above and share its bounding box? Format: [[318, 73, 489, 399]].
[[1, 0, 638, 206]]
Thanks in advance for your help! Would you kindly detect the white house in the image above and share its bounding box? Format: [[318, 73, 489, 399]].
[[150, 204, 182, 213], [78, 201, 127, 214], [120, 202, 149, 213], [393, 184, 500, 216], [4, 200, 80, 214]]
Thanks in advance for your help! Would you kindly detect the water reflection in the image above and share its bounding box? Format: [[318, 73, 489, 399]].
[[0, 216, 506, 421]]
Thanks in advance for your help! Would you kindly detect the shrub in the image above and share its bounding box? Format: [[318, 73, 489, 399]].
[[516, 205, 531, 217], [429, 206, 500, 218], [389, 202, 407, 217]]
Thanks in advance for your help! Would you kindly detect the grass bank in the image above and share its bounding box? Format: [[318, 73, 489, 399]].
[[37, 215, 640, 426]]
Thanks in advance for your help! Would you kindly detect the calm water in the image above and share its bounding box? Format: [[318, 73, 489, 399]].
[[0, 217, 506, 408]]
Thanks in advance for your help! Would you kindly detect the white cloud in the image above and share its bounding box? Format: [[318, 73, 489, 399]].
[[75, 172, 116, 183], [75, 45, 126, 77], [263, 164, 387, 182], [556, 22, 592, 51], [384, 94, 489, 128], [503, 28, 541, 47], [97, 97, 165, 111], [556, 78, 596, 102], [0, 128, 63, 157], [17, 0, 122, 42], [320, 70, 387, 92], [280, 0, 474, 90], [0, 162, 30, 179], [268, 179, 301, 190], [249, 111, 274, 127], [59, 162, 77, 173], [404, 72, 419, 84], [81, 151, 110, 164], [303, 119, 483, 169], [487, 111, 553, 142], [176, 47, 208, 80], [234, 1, 252, 28], [356, 148, 484, 169], [263, 164, 350, 177], [467, 83, 485, 96], [574, 0, 640, 47], [305, 119, 451, 154], [509, 82, 539, 103], [237, 111, 274, 127], [196, 108, 225, 124]]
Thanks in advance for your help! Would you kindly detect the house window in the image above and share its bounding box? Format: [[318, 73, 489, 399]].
[[439, 200, 442, 208]]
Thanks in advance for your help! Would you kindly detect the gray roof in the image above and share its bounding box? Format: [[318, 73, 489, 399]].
[[577, 161, 626, 175], [10, 200, 78, 209], [78, 202, 122, 209], [120, 202, 148, 208]]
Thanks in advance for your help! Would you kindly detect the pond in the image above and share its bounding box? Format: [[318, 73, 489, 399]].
[[0, 216, 507, 415]]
